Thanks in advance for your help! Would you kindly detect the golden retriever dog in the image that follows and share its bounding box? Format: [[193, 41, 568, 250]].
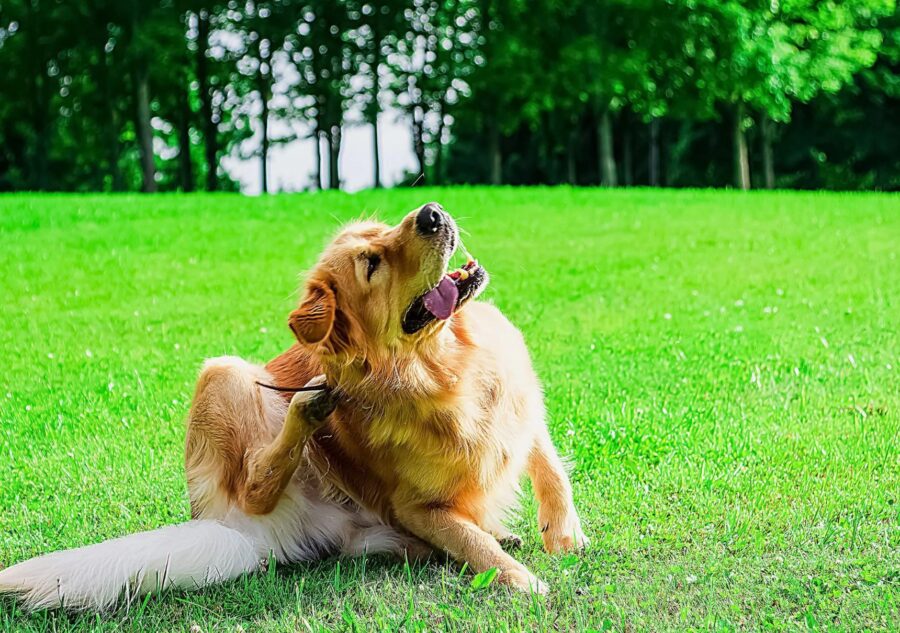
[[0, 203, 584, 610], [266, 202, 586, 592]]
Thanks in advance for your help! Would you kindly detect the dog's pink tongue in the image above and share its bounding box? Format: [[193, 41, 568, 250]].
[[423, 276, 458, 320]]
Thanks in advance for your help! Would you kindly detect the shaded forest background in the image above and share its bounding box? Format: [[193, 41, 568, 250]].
[[1, 0, 898, 193]]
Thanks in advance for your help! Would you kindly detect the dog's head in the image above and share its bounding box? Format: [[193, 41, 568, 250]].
[[289, 203, 488, 356]]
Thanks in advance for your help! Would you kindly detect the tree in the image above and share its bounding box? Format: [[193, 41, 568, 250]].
[[685, 0, 892, 189], [1, 0, 898, 193], [0, 0, 65, 190], [124, 0, 158, 192], [555, 0, 645, 186], [354, 0, 405, 188], [286, 0, 358, 190], [223, 1, 295, 194], [194, 6, 220, 190], [776, 7, 900, 190], [760, 0, 892, 189], [458, 0, 542, 185], [389, 0, 480, 183], [145, 2, 202, 192]]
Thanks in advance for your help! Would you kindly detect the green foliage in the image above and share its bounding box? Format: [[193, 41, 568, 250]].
[[0, 0, 240, 192], [0, 1, 897, 191], [703, 0, 890, 121], [449, 0, 897, 188], [470, 567, 499, 590]]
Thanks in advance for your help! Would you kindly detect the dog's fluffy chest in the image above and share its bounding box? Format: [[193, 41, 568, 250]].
[[349, 380, 534, 505]]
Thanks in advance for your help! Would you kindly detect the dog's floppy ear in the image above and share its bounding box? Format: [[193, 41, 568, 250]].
[[289, 280, 336, 345]]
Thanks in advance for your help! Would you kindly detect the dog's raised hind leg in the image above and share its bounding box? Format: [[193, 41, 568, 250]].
[[239, 380, 338, 515]]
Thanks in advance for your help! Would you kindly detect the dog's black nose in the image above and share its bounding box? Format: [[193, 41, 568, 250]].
[[415, 203, 444, 236]]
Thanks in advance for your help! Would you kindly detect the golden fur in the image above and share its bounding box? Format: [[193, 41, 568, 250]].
[[259, 206, 586, 591]]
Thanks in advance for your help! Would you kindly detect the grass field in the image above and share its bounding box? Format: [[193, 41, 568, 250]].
[[0, 188, 898, 631]]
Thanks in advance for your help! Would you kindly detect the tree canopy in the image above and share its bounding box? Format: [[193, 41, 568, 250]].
[[0, 0, 897, 192]]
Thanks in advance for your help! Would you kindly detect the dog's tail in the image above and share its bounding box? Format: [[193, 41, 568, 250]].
[[0, 520, 264, 611]]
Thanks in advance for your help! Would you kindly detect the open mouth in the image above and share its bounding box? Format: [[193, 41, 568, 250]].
[[402, 258, 488, 335]]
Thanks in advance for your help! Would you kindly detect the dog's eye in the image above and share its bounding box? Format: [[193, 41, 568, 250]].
[[366, 254, 381, 281]]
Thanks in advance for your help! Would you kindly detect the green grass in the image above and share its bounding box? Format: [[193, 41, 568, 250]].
[[1, 188, 899, 631]]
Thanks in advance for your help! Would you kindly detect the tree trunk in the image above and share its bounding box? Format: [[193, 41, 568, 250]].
[[260, 105, 269, 195], [106, 102, 123, 191], [196, 10, 218, 191], [649, 118, 660, 187], [100, 42, 123, 191], [733, 102, 750, 190], [623, 123, 633, 187], [372, 115, 381, 189], [313, 122, 323, 190], [433, 100, 446, 185], [130, 5, 157, 193], [259, 74, 270, 195], [371, 44, 382, 189], [412, 105, 426, 179], [598, 108, 617, 187], [178, 78, 194, 192], [665, 121, 688, 187], [761, 114, 775, 189], [543, 112, 558, 184], [566, 122, 578, 185], [328, 125, 341, 190], [488, 121, 502, 185], [134, 68, 157, 192], [26, 2, 49, 189]]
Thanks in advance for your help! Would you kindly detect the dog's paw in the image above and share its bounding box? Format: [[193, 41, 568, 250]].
[[542, 529, 589, 554], [498, 567, 548, 595], [303, 387, 339, 425], [497, 532, 524, 550], [287, 376, 338, 432], [541, 513, 588, 554]]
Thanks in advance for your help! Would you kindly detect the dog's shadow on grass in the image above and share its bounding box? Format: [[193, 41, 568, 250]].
[[0, 554, 538, 632]]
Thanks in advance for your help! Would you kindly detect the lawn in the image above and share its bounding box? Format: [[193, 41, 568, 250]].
[[1, 188, 898, 631]]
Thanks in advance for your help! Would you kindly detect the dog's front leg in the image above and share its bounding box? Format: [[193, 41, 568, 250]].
[[393, 500, 547, 594], [239, 381, 337, 515], [527, 429, 588, 553]]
